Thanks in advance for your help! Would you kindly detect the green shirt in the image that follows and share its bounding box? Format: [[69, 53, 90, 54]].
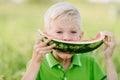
[[36, 53, 106, 80]]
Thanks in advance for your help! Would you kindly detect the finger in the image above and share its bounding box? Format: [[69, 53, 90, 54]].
[[103, 31, 114, 42], [104, 35, 109, 42], [38, 49, 53, 54], [40, 38, 52, 46], [36, 44, 55, 53], [34, 47, 40, 54], [36, 49, 53, 62], [109, 34, 116, 42], [34, 43, 55, 54], [42, 44, 56, 50], [103, 38, 109, 46], [34, 41, 53, 53], [103, 31, 114, 37], [35, 36, 44, 44]]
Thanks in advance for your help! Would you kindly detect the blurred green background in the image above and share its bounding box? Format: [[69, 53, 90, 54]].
[[0, 0, 120, 80]]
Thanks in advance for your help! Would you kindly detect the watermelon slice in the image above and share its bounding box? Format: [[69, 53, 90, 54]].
[[38, 29, 104, 54]]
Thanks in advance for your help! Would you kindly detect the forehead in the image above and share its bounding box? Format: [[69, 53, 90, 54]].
[[50, 17, 80, 30]]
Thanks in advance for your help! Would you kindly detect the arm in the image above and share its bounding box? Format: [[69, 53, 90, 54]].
[[22, 36, 55, 80], [103, 31, 118, 80]]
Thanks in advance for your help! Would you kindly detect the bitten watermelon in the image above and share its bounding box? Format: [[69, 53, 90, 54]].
[[38, 29, 104, 54]]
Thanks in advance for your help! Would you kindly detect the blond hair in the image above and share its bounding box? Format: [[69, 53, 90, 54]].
[[44, 2, 82, 31]]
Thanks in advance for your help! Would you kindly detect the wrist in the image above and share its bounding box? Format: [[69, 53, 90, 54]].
[[104, 56, 113, 63], [31, 58, 41, 66], [31, 54, 44, 63], [104, 51, 114, 60], [22, 59, 41, 80]]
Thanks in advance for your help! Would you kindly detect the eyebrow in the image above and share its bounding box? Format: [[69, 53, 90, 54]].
[[71, 27, 78, 30], [55, 27, 63, 30]]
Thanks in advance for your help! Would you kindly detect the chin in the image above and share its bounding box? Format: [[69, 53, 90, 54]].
[[53, 50, 73, 59], [59, 52, 73, 59]]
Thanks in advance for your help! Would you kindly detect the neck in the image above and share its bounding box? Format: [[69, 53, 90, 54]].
[[52, 50, 72, 71], [60, 58, 71, 65]]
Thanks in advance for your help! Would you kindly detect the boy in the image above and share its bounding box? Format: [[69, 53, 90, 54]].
[[22, 2, 118, 80]]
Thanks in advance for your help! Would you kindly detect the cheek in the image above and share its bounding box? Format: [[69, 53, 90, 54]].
[[50, 33, 81, 41], [53, 35, 62, 40], [71, 35, 81, 41], [50, 33, 63, 40], [48, 33, 61, 39], [57, 35, 80, 41]]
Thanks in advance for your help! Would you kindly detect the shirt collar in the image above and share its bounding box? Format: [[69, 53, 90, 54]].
[[72, 54, 82, 67], [45, 53, 59, 68], [45, 53, 82, 68]]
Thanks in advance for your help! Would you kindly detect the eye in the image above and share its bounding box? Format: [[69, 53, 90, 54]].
[[71, 31, 77, 33], [56, 31, 63, 34]]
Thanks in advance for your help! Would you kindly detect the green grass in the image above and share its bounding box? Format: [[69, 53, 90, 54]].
[[0, 2, 120, 80]]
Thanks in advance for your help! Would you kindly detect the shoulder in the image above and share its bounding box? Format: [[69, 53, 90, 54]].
[[78, 52, 96, 60], [75, 52, 98, 64]]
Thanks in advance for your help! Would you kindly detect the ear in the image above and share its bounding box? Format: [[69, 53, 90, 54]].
[[79, 32, 84, 39]]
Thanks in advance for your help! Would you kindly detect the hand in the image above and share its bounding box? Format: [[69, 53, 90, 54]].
[[103, 31, 116, 59], [22, 36, 56, 80], [32, 36, 56, 63]]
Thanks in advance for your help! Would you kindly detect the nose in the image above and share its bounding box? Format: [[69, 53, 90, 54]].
[[63, 34, 72, 41]]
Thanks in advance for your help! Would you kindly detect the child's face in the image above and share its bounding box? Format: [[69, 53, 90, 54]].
[[46, 17, 83, 41], [45, 17, 83, 59]]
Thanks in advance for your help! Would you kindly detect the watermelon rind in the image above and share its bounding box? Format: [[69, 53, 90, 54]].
[[38, 29, 104, 53]]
